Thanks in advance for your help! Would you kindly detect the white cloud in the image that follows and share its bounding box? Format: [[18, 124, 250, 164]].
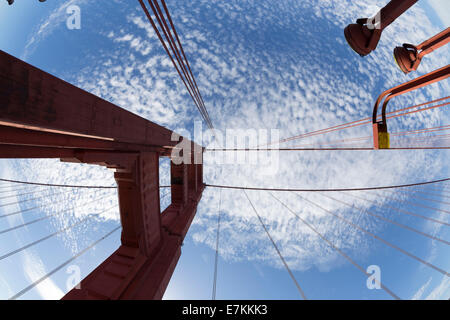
[[0, 160, 64, 299], [22, 0, 89, 60], [426, 275, 450, 300], [411, 276, 432, 300], [22, 251, 64, 300], [8, 0, 450, 295]]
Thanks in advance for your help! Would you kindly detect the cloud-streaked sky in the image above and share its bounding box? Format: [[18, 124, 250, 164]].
[[0, 0, 448, 299]]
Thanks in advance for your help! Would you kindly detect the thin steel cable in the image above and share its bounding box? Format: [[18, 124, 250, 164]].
[[0, 186, 46, 196], [207, 147, 373, 151], [0, 187, 61, 201], [0, 185, 47, 193], [151, 0, 210, 128], [391, 135, 450, 146], [0, 205, 118, 261], [0, 178, 167, 190], [392, 133, 450, 141], [160, 0, 213, 129], [0, 193, 115, 235], [0, 182, 31, 189], [138, 0, 201, 113], [0, 188, 92, 219], [148, 0, 206, 120], [270, 101, 448, 147], [0, 178, 116, 189], [391, 188, 450, 202], [385, 101, 450, 121], [370, 190, 450, 216], [160, 191, 171, 199], [320, 193, 449, 245], [0, 183, 19, 189], [243, 190, 307, 299], [292, 136, 372, 148], [417, 188, 450, 198], [294, 193, 449, 276], [264, 96, 449, 147], [269, 191, 401, 300], [9, 225, 121, 300], [344, 192, 449, 226], [205, 177, 450, 192], [138, 0, 212, 129], [212, 188, 222, 300], [0, 188, 77, 209], [417, 184, 450, 195], [391, 124, 450, 136], [206, 147, 450, 151]]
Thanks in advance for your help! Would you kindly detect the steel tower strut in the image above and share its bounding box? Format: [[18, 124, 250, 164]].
[[0, 50, 205, 300]]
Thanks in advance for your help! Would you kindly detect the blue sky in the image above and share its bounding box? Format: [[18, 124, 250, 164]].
[[0, 0, 449, 300]]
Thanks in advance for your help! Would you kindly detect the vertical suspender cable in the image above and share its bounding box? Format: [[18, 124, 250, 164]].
[[243, 190, 307, 299], [212, 188, 222, 300], [269, 191, 400, 300]]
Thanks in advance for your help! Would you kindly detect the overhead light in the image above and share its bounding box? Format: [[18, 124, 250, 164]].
[[393, 27, 450, 74], [344, 0, 418, 57], [344, 19, 381, 57]]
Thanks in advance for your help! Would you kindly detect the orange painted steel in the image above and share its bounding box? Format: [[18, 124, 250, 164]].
[[0, 50, 205, 300], [372, 65, 450, 149], [263, 96, 449, 148]]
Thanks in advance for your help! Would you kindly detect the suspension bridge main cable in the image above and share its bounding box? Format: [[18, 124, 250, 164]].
[[9, 225, 121, 300], [0, 178, 173, 190], [261, 96, 450, 147], [0, 178, 117, 189], [268, 191, 401, 300], [153, 0, 210, 125], [146, 0, 208, 123], [159, 0, 211, 127], [138, 0, 214, 130], [243, 190, 307, 299]]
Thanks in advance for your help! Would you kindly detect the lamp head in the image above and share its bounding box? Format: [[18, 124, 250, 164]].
[[344, 21, 382, 57], [393, 44, 419, 74]]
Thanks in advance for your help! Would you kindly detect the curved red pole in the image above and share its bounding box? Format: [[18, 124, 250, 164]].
[[372, 65, 450, 149]]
